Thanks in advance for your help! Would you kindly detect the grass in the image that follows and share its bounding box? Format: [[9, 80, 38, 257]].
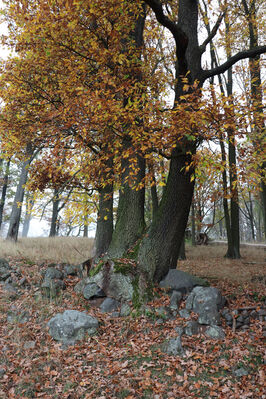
[[0, 236, 95, 264], [0, 238, 265, 398]]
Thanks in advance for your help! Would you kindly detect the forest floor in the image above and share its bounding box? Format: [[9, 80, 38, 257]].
[[0, 238, 265, 399]]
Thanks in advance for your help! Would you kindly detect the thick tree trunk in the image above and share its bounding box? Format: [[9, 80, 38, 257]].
[[108, 139, 145, 257], [0, 159, 10, 230], [7, 144, 33, 241], [49, 189, 60, 237], [138, 148, 194, 283], [178, 236, 186, 260], [95, 183, 113, 257]]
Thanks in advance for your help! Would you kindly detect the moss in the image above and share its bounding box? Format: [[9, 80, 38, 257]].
[[126, 240, 141, 260], [113, 259, 133, 275], [89, 260, 104, 277]]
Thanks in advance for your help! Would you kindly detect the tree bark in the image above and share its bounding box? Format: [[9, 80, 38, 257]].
[[138, 148, 194, 282], [22, 193, 34, 237], [108, 138, 145, 257], [95, 183, 113, 257], [7, 144, 33, 241], [49, 189, 60, 237], [0, 159, 10, 230], [191, 199, 196, 246], [107, 8, 146, 257], [241, 0, 266, 240]]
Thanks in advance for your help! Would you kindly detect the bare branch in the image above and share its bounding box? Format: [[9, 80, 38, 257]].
[[199, 11, 225, 55], [202, 45, 266, 81]]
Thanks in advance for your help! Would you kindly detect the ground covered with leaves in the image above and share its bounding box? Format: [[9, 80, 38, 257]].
[[0, 244, 265, 399]]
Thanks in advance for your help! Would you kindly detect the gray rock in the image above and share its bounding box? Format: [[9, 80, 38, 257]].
[[120, 303, 131, 317], [159, 270, 208, 293], [178, 309, 191, 319], [83, 283, 105, 300], [84, 263, 134, 302], [47, 310, 99, 345], [0, 259, 11, 281], [44, 267, 64, 280], [198, 308, 221, 326], [170, 291, 182, 310], [74, 277, 89, 294], [2, 282, 18, 296], [186, 286, 225, 325], [64, 265, 80, 276], [100, 297, 120, 313], [161, 328, 184, 356], [185, 321, 200, 336], [41, 279, 66, 298], [233, 367, 249, 377], [205, 325, 225, 339]]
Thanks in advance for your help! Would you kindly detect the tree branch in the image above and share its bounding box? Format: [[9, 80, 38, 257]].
[[199, 12, 225, 55], [202, 45, 266, 81], [144, 0, 184, 43]]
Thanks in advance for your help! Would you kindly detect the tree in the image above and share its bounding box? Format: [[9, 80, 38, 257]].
[[1, 0, 265, 290], [7, 143, 34, 241], [0, 158, 11, 231]]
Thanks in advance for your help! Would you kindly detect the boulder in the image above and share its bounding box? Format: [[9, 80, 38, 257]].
[[44, 267, 64, 280], [186, 286, 225, 325], [169, 290, 183, 310], [205, 325, 225, 339], [184, 321, 200, 336], [159, 270, 208, 293], [120, 303, 131, 317], [81, 262, 134, 302], [100, 297, 120, 313], [0, 258, 11, 281], [47, 310, 99, 345], [41, 279, 66, 298], [161, 327, 185, 356], [83, 283, 106, 300]]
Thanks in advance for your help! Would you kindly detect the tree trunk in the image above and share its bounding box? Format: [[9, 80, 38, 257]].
[[0, 159, 10, 230], [108, 139, 145, 257], [49, 189, 60, 237], [83, 222, 88, 238], [22, 193, 34, 237], [191, 199, 196, 246], [240, 0, 265, 239], [178, 235, 186, 260], [138, 148, 194, 283], [7, 144, 33, 241], [95, 183, 114, 257]]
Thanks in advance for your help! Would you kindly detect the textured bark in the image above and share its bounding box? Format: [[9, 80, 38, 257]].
[[95, 183, 113, 257], [0, 159, 10, 230], [138, 148, 194, 282], [107, 7, 146, 257], [49, 189, 60, 237], [83, 221, 88, 237], [108, 139, 145, 257], [7, 144, 33, 241], [242, 0, 265, 240], [191, 199, 196, 246], [178, 236, 186, 260]]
